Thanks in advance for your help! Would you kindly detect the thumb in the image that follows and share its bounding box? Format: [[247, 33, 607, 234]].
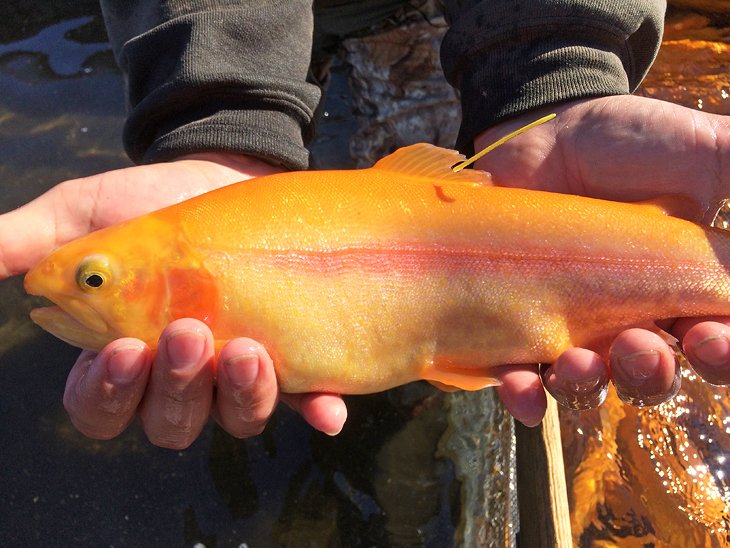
[[0, 177, 98, 278]]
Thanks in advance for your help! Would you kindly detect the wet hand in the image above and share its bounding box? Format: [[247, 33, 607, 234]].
[[474, 95, 730, 425], [63, 319, 346, 448], [0, 154, 348, 445]]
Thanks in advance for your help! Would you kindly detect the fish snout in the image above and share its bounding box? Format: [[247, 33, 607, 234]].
[[23, 257, 63, 300], [24, 257, 61, 296]]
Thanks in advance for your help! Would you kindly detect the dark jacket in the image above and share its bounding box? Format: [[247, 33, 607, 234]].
[[99, 0, 665, 169]]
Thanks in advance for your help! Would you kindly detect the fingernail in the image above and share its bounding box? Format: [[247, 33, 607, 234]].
[[107, 344, 147, 384], [618, 350, 661, 382], [690, 335, 730, 367], [323, 405, 347, 436], [687, 335, 730, 385], [223, 354, 259, 390], [166, 328, 206, 370], [540, 365, 608, 410], [547, 382, 608, 411], [615, 353, 681, 407], [518, 417, 543, 428], [560, 373, 605, 393]]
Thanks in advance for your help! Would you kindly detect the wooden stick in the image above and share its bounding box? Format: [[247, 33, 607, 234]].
[[515, 397, 572, 546]]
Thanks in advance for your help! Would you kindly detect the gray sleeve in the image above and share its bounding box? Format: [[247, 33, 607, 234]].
[[99, 0, 321, 170], [440, 0, 666, 150]]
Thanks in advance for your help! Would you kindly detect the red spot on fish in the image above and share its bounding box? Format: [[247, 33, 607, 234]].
[[434, 185, 455, 203]]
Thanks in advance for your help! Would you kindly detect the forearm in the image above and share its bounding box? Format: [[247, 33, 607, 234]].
[[440, 0, 666, 150], [99, 0, 320, 170]]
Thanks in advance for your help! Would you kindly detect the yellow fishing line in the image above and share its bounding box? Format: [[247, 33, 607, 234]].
[[452, 113, 557, 173]]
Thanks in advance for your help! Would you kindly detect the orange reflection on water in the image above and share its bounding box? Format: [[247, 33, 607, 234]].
[[638, 13, 730, 114], [564, 368, 730, 545]]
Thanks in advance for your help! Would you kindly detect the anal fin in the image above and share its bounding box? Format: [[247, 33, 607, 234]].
[[427, 380, 461, 393], [421, 357, 501, 392]]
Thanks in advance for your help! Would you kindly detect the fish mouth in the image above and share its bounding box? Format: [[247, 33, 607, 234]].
[[29, 304, 112, 353], [26, 264, 114, 352]]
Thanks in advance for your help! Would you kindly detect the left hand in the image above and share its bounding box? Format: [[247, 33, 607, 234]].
[[64, 318, 345, 447], [475, 95, 730, 425], [1, 152, 347, 447]]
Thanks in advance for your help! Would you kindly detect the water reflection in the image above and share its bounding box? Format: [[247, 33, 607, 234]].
[[0, 9, 126, 214], [563, 370, 730, 545], [0, 17, 108, 78], [640, 11, 730, 115]]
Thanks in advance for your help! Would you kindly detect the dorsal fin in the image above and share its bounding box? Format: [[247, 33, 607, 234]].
[[372, 143, 492, 186]]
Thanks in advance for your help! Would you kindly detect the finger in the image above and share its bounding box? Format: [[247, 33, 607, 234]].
[[139, 319, 215, 449], [0, 178, 100, 278], [672, 315, 730, 342], [281, 392, 348, 436], [214, 338, 279, 438], [677, 319, 730, 385], [609, 328, 680, 406], [63, 341, 151, 439], [494, 364, 547, 427], [540, 348, 609, 410]]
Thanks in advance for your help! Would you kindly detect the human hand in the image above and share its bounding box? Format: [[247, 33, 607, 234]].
[[473, 95, 730, 425], [64, 318, 346, 447], [0, 153, 347, 447]]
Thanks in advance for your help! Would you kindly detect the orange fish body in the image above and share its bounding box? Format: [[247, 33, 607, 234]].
[[24, 144, 730, 394]]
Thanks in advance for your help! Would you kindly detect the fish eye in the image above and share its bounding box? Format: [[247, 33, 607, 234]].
[[76, 256, 112, 292], [83, 273, 106, 288]]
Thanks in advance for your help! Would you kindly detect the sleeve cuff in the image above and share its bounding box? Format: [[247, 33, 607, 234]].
[[441, 0, 665, 150], [102, 4, 320, 170]]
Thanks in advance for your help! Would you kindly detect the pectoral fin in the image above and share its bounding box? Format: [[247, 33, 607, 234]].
[[167, 266, 219, 328]]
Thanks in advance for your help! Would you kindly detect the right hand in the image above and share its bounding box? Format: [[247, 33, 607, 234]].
[[0, 153, 348, 448], [474, 95, 730, 425]]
